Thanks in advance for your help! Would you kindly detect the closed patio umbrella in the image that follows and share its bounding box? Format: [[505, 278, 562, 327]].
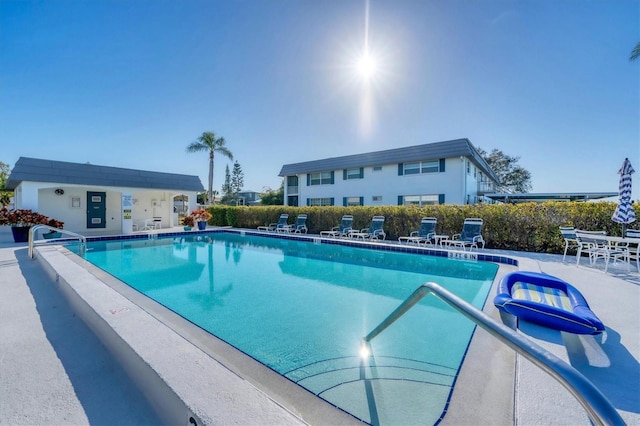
[[611, 157, 636, 235]]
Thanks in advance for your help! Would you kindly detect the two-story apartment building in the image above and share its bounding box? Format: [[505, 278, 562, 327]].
[[278, 138, 500, 207]]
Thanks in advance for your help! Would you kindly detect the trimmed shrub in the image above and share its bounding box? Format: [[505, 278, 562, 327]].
[[205, 202, 635, 254]]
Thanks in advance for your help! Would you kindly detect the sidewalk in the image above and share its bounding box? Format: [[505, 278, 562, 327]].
[[0, 227, 160, 425]]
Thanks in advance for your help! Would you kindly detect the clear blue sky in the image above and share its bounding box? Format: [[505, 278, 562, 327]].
[[1, 0, 638, 200]]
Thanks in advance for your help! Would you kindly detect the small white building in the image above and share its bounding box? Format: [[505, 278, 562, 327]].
[[6, 157, 204, 235], [279, 139, 500, 207]]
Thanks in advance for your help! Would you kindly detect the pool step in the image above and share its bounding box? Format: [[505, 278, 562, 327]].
[[285, 356, 457, 424]]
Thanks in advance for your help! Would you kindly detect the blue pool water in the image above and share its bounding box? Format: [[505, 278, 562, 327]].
[[80, 232, 498, 424]]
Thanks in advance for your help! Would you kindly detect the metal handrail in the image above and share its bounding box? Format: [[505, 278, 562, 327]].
[[362, 282, 625, 426], [28, 224, 86, 259]]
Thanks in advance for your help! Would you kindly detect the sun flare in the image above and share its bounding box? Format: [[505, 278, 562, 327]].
[[357, 52, 377, 80]]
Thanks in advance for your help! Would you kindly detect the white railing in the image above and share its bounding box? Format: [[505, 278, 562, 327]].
[[363, 282, 624, 426]]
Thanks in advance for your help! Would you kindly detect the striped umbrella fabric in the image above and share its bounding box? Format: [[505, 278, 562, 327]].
[[611, 157, 636, 226]]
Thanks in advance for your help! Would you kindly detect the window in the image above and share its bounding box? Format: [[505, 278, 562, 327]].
[[344, 196, 362, 206], [402, 160, 442, 175], [308, 197, 334, 206], [372, 195, 382, 202], [345, 168, 364, 180], [466, 161, 470, 174], [403, 162, 421, 175], [309, 171, 333, 185], [421, 160, 439, 173], [373, 166, 382, 172], [401, 194, 441, 207], [287, 176, 299, 194]]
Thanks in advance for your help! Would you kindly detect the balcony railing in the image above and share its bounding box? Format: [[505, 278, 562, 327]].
[[477, 180, 496, 195]]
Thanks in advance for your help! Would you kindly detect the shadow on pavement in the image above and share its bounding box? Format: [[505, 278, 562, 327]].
[[15, 248, 161, 425]]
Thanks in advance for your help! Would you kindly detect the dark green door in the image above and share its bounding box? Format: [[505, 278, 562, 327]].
[[87, 191, 106, 228]]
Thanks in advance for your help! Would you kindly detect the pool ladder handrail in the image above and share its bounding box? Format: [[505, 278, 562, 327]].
[[362, 282, 625, 426], [28, 224, 87, 259]]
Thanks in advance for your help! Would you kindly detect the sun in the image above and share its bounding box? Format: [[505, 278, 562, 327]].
[[356, 51, 377, 80]]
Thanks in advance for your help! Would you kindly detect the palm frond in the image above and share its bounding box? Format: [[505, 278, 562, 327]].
[[630, 42, 640, 62], [186, 141, 207, 152]]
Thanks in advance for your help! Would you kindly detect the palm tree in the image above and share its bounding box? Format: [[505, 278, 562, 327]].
[[631, 42, 640, 62], [186, 132, 233, 205]]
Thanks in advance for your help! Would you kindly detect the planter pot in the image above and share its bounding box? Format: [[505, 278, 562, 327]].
[[11, 226, 31, 243], [43, 232, 62, 239], [197, 221, 207, 230], [183, 226, 192, 231]]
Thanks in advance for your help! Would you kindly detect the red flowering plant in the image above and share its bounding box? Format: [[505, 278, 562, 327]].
[[190, 208, 212, 223], [0, 207, 64, 229], [181, 215, 195, 227], [47, 218, 65, 229]]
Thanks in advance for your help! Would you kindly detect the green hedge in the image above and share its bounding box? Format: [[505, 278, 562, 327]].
[[206, 202, 636, 254]]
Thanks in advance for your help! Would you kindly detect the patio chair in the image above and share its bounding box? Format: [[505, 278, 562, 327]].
[[620, 229, 640, 272], [398, 217, 437, 246], [258, 213, 289, 232], [348, 216, 386, 240], [559, 226, 579, 262], [320, 215, 353, 238], [277, 214, 308, 234], [447, 218, 485, 250], [574, 230, 628, 272]]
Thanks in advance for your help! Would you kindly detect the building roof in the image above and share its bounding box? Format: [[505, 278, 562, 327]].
[[6, 157, 204, 192], [484, 192, 618, 203], [278, 138, 500, 183]]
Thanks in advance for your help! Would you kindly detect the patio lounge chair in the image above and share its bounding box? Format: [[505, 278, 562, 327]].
[[398, 217, 437, 246], [258, 213, 289, 232], [277, 214, 308, 233], [320, 215, 353, 238], [559, 226, 579, 262], [448, 218, 485, 250], [348, 216, 386, 240]]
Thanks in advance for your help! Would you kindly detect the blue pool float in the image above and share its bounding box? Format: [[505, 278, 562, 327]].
[[494, 271, 605, 335]]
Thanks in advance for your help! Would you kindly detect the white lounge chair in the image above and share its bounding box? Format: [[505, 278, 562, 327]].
[[258, 214, 289, 232], [320, 215, 353, 238], [278, 214, 308, 233], [399, 217, 437, 246], [349, 216, 386, 240], [447, 218, 485, 250]]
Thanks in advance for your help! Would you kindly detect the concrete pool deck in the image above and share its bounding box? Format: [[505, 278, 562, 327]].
[[1, 226, 638, 425]]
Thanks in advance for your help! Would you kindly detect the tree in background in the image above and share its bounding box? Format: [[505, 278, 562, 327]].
[[477, 148, 532, 193], [220, 164, 234, 205], [186, 131, 233, 205], [260, 180, 284, 205], [197, 192, 209, 205], [231, 161, 244, 205], [0, 161, 12, 207]]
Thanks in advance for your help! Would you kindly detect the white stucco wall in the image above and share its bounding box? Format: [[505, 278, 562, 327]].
[[286, 157, 486, 206], [13, 182, 197, 235]]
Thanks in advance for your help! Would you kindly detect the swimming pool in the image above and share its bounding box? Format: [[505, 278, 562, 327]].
[[80, 231, 498, 424]]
